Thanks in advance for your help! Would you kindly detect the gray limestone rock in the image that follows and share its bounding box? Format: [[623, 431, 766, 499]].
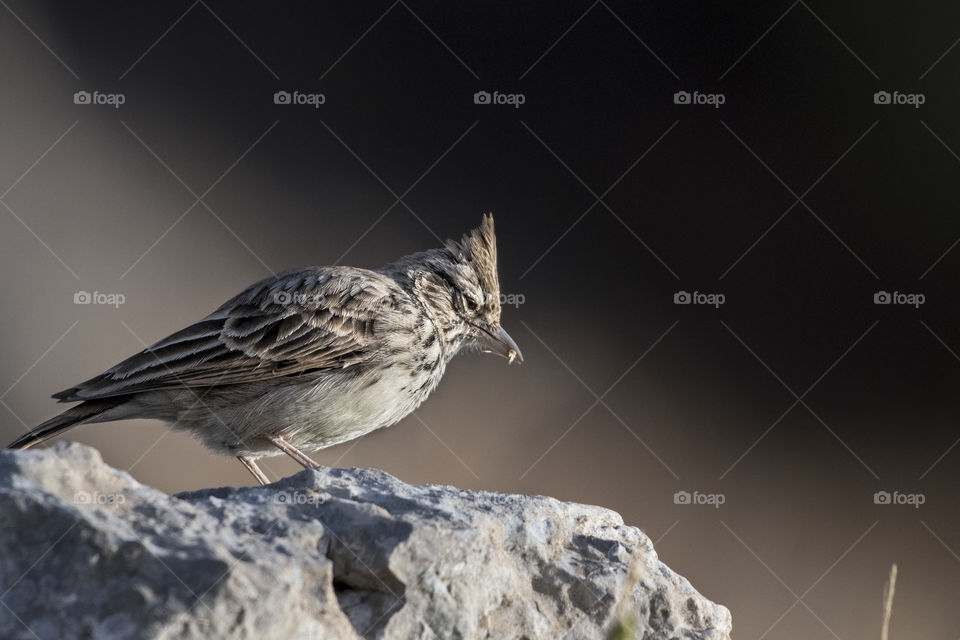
[[0, 442, 731, 639]]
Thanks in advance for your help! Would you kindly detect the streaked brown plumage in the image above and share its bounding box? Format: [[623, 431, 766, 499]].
[[7, 214, 521, 484]]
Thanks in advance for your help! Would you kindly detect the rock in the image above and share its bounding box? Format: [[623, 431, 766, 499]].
[[0, 442, 731, 640]]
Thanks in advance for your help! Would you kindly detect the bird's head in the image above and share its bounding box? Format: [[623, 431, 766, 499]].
[[407, 214, 522, 364]]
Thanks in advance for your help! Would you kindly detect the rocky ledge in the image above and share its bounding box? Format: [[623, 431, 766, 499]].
[[0, 442, 731, 639]]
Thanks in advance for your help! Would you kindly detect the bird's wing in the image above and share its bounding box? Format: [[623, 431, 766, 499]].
[[55, 267, 405, 401]]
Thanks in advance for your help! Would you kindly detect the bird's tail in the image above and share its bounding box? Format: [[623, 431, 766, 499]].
[[7, 398, 127, 450]]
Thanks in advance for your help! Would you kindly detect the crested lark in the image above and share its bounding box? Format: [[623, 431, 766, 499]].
[[7, 214, 522, 484]]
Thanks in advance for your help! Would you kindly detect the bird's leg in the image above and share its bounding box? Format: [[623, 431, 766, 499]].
[[267, 434, 320, 470], [237, 456, 270, 485]]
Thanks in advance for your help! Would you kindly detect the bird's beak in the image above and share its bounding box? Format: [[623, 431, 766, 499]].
[[476, 324, 523, 365]]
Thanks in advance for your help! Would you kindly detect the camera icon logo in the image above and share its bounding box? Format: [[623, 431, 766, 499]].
[[73, 491, 91, 504], [273, 291, 294, 305], [873, 490, 891, 505], [474, 91, 491, 105], [673, 91, 691, 105], [673, 291, 691, 304], [73, 91, 91, 105], [673, 490, 691, 505], [873, 91, 891, 105], [74, 291, 92, 304], [873, 291, 891, 304], [274, 91, 292, 105]]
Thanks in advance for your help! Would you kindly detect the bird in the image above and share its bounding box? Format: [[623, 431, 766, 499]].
[[7, 214, 522, 484]]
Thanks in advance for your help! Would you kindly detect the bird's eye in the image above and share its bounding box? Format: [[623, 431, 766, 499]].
[[464, 296, 478, 312]]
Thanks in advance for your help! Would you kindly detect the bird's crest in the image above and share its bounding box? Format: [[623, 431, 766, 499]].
[[447, 213, 500, 302]]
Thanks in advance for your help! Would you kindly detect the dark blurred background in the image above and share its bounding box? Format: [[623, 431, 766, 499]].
[[2, 2, 959, 637]]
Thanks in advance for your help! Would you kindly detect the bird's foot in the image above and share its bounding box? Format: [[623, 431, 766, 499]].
[[237, 456, 270, 485]]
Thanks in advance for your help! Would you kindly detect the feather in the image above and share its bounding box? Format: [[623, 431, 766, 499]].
[[56, 266, 399, 401]]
